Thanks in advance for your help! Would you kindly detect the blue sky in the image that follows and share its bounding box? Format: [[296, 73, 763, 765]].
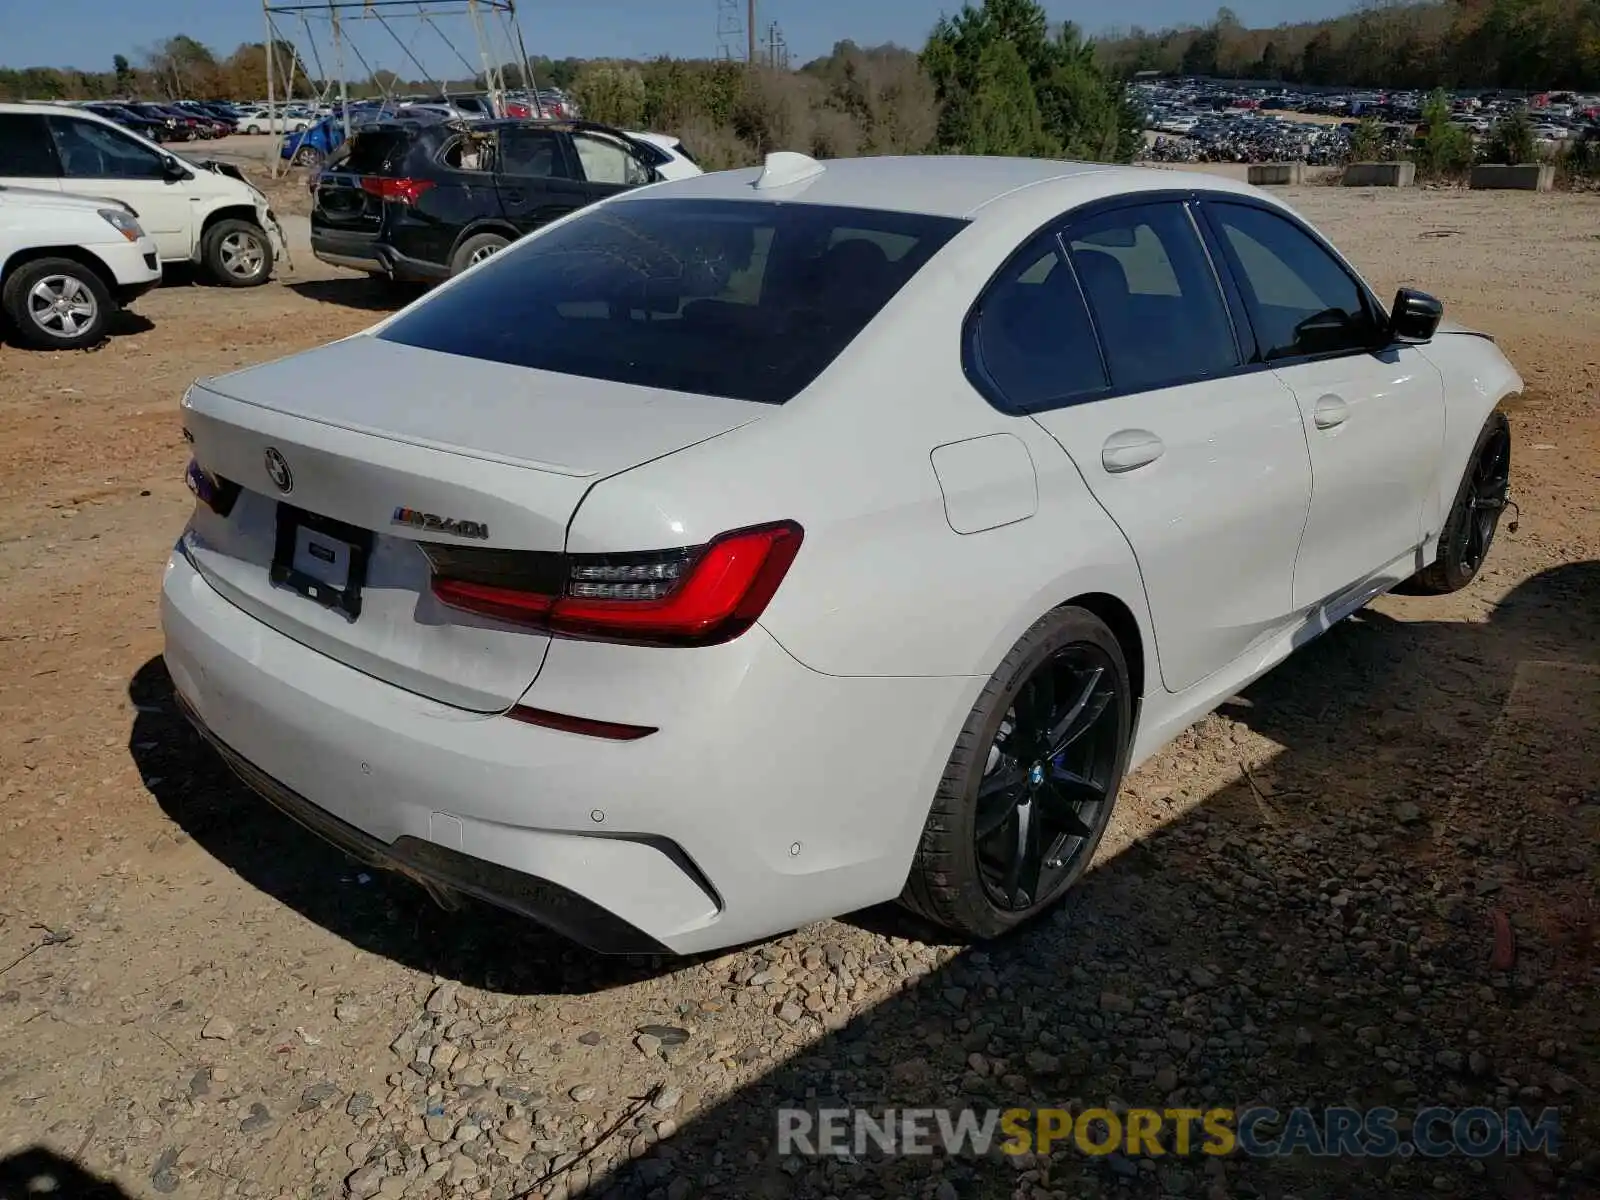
[[4, 0, 1355, 72]]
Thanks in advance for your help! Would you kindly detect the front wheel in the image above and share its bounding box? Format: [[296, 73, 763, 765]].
[[2, 258, 114, 350], [900, 606, 1132, 939], [293, 145, 323, 168], [202, 219, 272, 288], [1402, 411, 1511, 595]]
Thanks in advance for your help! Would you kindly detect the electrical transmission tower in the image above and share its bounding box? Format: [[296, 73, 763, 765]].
[[715, 0, 745, 61]]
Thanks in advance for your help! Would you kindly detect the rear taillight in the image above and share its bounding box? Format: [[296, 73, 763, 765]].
[[423, 521, 803, 647], [185, 458, 241, 517], [359, 176, 436, 205]]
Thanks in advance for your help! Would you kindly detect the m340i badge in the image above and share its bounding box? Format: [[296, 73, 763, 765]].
[[392, 507, 490, 539]]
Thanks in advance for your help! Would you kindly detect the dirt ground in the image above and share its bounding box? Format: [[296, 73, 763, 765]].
[[0, 186, 1596, 1200]]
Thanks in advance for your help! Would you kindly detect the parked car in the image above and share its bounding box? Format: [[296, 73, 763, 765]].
[[82, 103, 170, 143], [124, 102, 195, 141], [0, 104, 287, 287], [624, 131, 701, 180], [281, 105, 401, 168], [236, 106, 311, 135], [310, 118, 695, 282], [0, 182, 161, 348], [165, 154, 1520, 954]]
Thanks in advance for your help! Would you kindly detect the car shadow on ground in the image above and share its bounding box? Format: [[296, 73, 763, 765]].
[[0, 1146, 134, 1198], [286, 276, 424, 312], [127, 562, 1598, 1195], [0, 309, 153, 352], [566, 559, 1596, 1200]]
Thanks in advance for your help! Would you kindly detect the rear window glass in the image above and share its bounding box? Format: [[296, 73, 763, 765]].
[[343, 129, 412, 174], [377, 198, 967, 404]]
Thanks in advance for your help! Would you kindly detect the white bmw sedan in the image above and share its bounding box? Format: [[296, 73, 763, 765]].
[[163, 153, 1519, 954]]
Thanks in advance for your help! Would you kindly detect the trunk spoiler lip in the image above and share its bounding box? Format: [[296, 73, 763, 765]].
[[186, 368, 600, 478]]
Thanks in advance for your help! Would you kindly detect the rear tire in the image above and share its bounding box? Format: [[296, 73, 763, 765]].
[[202, 219, 272, 288], [450, 232, 510, 276], [293, 145, 323, 169], [1402, 411, 1511, 595], [2, 257, 113, 351], [900, 606, 1132, 940]]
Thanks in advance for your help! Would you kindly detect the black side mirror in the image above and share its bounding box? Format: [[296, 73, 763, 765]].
[[1390, 287, 1442, 343], [161, 155, 191, 182]]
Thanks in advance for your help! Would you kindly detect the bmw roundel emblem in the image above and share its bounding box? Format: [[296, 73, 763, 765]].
[[264, 447, 294, 494]]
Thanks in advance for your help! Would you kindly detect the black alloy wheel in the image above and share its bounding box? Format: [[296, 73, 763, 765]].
[[1458, 422, 1511, 576], [1402, 410, 1512, 595], [975, 644, 1122, 912], [902, 606, 1132, 939]]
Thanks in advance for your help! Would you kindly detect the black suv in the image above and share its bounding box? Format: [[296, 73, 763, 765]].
[[310, 119, 663, 283]]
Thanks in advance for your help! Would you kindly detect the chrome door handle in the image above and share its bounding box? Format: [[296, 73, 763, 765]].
[[1101, 429, 1165, 473], [1313, 395, 1350, 429]]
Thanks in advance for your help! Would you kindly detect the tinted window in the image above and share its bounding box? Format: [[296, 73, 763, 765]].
[[343, 129, 412, 174], [379, 198, 967, 404], [1067, 202, 1237, 392], [498, 128, 569, 179], [48, 117, 165, 179], [571, 131, 651, 186], [0, 113, 58, 176], [1209, 202, 1380, 360], [972, 236, 1107, 409]]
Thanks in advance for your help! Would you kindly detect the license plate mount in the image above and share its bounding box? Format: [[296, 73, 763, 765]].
[[270, 504, 374, 621]]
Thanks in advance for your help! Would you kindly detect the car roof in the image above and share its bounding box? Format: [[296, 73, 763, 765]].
[[629, 154, 1267, 220]]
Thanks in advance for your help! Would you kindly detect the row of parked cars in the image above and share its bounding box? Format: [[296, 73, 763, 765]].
[[0, 94, 706, 349], [0, 101, 287, 348], [1134, 77, 1600, 161]]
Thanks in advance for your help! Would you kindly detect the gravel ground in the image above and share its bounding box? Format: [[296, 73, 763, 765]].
[[0, 185, 1595, 1200]]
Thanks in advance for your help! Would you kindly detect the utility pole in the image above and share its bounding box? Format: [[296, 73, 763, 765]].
[[747, 0, 757, 65]]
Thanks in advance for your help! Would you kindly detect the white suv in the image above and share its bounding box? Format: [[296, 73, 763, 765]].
[[0, 103, 287, 287], [1, 184, 161, 349]]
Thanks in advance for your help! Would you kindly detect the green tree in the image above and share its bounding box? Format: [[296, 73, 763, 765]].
[[1349, 114, 1385, 161], [1485, 108, 1536, 164], [570, 63, 647, 129], [1413, 87, 1472, 177], [923, 0, 1135, 161], [113, 53, 134, 94]]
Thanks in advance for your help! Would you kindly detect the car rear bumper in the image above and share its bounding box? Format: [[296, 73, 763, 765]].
[[311, 229, 448, 283], [160, 542, 974, 954]]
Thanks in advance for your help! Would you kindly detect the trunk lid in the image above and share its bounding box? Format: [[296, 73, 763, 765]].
[[181, 334, 764, 712]]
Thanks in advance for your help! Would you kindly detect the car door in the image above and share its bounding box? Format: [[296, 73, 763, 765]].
[[45, 115, 194, 259], [568, 129, 655, 201], [0, 112, 63, 192], [1199, 199, 1447, 611], [492, 126, 588, 235], [1005, 199, 1312, 694]]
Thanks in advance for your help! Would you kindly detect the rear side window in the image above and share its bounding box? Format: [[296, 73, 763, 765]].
[[497, 128, 571, 179], [0, 113, 58, 176], [1066, 202, 1237, 392], [378, 198, 967, 404], [970, 235, 1107, 410]]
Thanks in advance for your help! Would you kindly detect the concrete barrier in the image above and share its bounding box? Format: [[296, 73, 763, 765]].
[[1248, 162, 1305, 186], [1469, 163, 1555, 191], [1342, 161, 1416, 187]]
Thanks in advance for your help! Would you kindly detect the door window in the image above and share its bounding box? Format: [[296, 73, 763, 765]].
[[570, 132, 652, 186], [496, 128, 570, 179], [1066, 202, 1237, 392], [47, 117, 166, 180], [1208, 202, 1382, 360], [969, 234, 1108, 411], [0, 113, 59, 176]]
